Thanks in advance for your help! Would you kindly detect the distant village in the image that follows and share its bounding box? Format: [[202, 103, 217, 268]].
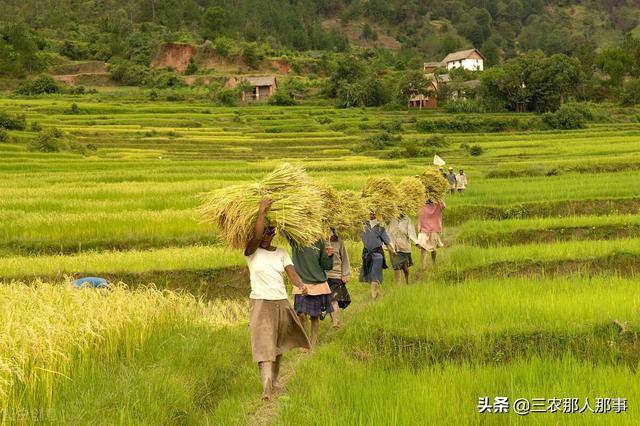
[[233, 48, 484, 108], [149, 43, 485, 108]]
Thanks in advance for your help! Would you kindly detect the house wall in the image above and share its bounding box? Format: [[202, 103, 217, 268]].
[[258, 86, 270, 99], [447, 58, 483, 71]]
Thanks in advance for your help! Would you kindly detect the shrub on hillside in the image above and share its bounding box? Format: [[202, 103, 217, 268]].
[[216, 88, 240, 106], [368, 132, 400, 149], [444, 99, 485, 113], [269, 90, 296, 106], [0, 112, 27, 130], [425, 134, 449, 148], [65, 103, 81, 114], [416, 116, 535, 133], [469, 145, 484, 156], [108, 60, 150, 86], [542, 104, 586, 130], [185, 57, 198, 75], [60, 40, 89, 60], [28, 129, 64, 152], [146, 71, 185, 89], [213, 37, 236, 57], [27, 128, 93, 155], [621, 79, 640, 106], [0, 129, 8, 142], [15, 76, 61, 95], [353, 131, 401, 152], [378, 120, 403, 133], [562, 102, 610, 122]]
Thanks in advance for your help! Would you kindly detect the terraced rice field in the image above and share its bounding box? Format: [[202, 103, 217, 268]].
[[1, 97, 639, 424]]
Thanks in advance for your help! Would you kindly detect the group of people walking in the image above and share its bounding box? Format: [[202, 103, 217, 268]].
[[442, 167, 468, 194], [243, 195, 446, 400]]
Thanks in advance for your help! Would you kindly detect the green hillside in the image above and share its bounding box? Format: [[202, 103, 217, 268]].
[[1, 0, 639, 75]]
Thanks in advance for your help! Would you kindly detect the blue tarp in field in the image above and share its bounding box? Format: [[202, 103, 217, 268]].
[[73, 277, 109, 288]]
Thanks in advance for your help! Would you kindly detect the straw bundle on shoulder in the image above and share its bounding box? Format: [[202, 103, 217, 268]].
[[397, 177, 427, 216], [418, 168, 449, 203], [200, 163, 324, 249], [334, 190, 368, 240], [318, 183, 343, 232], [362, 176, 400, 222], [317, 184, 368, 240]]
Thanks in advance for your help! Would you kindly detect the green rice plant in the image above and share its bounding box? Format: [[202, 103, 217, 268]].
[[0, 246, 245, 278]]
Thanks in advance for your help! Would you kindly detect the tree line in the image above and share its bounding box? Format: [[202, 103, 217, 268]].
[[1, 0, 639, 71]]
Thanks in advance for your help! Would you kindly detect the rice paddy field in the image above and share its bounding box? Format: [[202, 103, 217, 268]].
[[1, 96, 639, 425]]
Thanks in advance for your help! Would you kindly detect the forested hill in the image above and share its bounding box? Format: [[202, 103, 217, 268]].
[[1, 0, 639, 71]]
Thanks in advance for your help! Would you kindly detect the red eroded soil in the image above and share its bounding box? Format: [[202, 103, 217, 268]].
[[151, 43, 197, 72], [271, 59, 290, 73]]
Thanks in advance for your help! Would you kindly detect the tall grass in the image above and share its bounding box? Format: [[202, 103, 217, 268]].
[[0, 281, 247, 420]]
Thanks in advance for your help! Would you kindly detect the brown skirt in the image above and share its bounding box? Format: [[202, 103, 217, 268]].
[[249, 299, 311, 363]]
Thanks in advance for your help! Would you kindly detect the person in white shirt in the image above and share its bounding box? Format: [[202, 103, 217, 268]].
[[456, 169, 468, 192], [388, 213, 419, 284], [244, 198, 310, 401]]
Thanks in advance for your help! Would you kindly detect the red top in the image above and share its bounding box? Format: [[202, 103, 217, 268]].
[[418, 202, 445, 233]]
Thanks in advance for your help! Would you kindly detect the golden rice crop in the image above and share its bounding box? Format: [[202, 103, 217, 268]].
[[199, 163, 324, 249], [362, 176, 400, 222], [418, 169, 449, 203], [397, 177, 426, 216], [0, 281, 246, 414], [333, 190, 368, 240], [318, 183, 344, 233]]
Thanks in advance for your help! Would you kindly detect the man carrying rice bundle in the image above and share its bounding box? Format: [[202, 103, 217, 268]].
[[326, 228, 351, 328], [360, 211, 394, 300], [417, 198, 446, 269], [244, 198, 311, 401], [290, 237, 335, 349], [388, 212, 419, 284]]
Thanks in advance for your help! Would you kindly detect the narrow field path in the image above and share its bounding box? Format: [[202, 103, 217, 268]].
[[247, 233, 457, 426]]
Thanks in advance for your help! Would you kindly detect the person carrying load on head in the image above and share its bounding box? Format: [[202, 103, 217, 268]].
[[360, 211, 394, 300], [325, 227, 351, 329], [388, 212, 419, 285], [289, 235, 335, 350], [244, 198, 311, 401], [417, 199, 445, 269]]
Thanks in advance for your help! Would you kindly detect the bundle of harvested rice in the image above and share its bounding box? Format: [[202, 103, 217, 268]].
[[418, 168, 449, 203], [318, 183, 343, 232], [362, 176, 400, 222], [200, 163, 324, 249], [397, 177, 427, 215], [333, 190, 368, 239]]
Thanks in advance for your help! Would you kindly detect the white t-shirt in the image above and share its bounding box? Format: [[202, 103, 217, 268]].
[[245, 247, 293, 300]]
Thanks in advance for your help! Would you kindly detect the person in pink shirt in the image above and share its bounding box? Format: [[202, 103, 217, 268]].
[[417, 199, 445, 269]]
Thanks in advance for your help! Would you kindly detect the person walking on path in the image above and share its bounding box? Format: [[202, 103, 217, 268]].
[[244, 198, 310, 401], [326, 228, 351, 328], [456, 169, 468, 192], [447, 167, 457, 194], [360, 212, 394, 300], [417, 200, 445, 269], [388, 213, 419, 284], [290, 237, 335, 349]]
